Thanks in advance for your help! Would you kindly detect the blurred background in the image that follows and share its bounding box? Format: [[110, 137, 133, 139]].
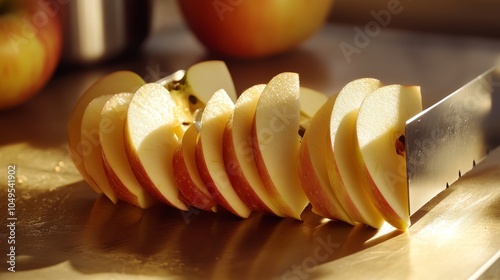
[[2, 0, 500, 111], [331, 0, 500, 37], [152, 0, 500, 38], [46, 0, 500, 66]]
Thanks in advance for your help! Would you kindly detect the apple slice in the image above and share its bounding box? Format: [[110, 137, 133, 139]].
[[196, 89, 251, 218], [299, 86, 328, 118], [223, 84, 284, 216], [100, 93, 157, 209], [68, 71, 145, 193], [298, 87, 328, 133], [173, 124, 217, 212], [252, 72, 307, 220], [298, 95, 356, 224], [356, 85, 422, 230], [327, 78, 385, 228], [124, 83, 188, 211], [184, 60, 237, 102], [169, 60, 238, 116], [80, 94, 118, 203]]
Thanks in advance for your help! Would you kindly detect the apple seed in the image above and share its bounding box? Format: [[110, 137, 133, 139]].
[[395, 135, 406, 157]]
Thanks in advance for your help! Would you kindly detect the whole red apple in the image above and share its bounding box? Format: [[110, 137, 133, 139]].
[[0, 0, 63, 110], [178, 0, 334, 59]]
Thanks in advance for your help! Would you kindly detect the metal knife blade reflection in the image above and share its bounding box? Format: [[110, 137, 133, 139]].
[[406, 67, 500, 215]]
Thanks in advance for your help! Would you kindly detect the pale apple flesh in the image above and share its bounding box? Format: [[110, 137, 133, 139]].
[[196, 89, 251, 218], [223, 84, 285, 216], [68, 71, 146, 193], [164, 60, 237, 122], [298, 95, 356, 225], [298, 87, 328, 131], [173, 124, 217, 212], [124, 83, 188, 211], [80, 94, 118, 203], [252, 72, 308, 220], [299, 87, 328, 119], [356, 85, 423, 230], [334, 110, 384, 228], [327, 78, 386, 228], [99, 93, 157, 209], [172, 60, 238, 111]]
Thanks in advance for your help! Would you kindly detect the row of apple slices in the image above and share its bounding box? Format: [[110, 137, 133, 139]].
[[68, 61, 325, 216], [69, 61, 422, 231], [68, 61, 237, 207], [77, 72, 323, 219]]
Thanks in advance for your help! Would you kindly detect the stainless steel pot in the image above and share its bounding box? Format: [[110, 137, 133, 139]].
[[61, 0, 151, 65]]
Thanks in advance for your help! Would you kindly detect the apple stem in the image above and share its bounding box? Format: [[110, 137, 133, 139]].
[[167, 81, 182, 91]]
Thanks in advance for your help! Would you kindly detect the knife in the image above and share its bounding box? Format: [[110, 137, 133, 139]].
[[406, 66, 500, 215]]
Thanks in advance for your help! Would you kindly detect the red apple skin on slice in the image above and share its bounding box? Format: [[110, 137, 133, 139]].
[[102, 154, 141, 207], [195, 89, 251, 218], [99, 93, 157, 209], [251, 72, 308, 220], [356, 85, 423, 230], [224, 121, 269, 212], [173, 124, 217, 212], [223, 84, 285, 216], [298, 95, 356, 225], [68, 71, 145, 193]]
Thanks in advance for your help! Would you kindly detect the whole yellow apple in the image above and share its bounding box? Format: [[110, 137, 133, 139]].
[[178, 0, 334, 59], [0, 0, 63, 110]]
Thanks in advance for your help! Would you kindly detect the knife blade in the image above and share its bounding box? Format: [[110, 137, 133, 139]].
[[406, 67, 500, 215]]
